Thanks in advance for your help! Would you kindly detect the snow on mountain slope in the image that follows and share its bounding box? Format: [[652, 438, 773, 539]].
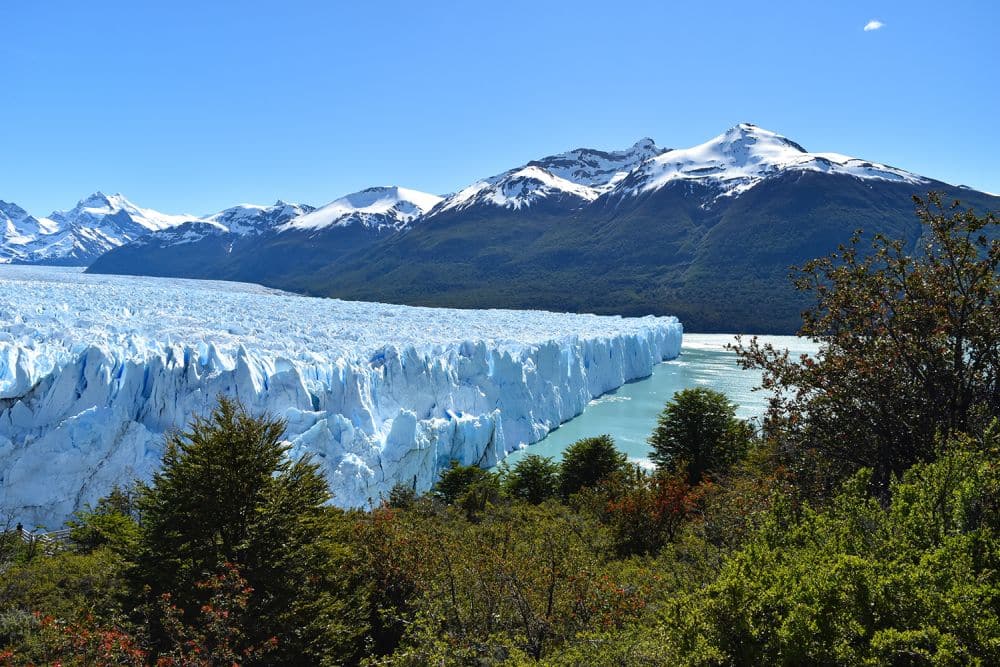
[[614, 123, 928, 200], [49, 191, 194, 232], [527, 138, 667, 189], [437, 167, 602, 213], [207, 200, 315, 235], [4, 125, 949, 266], [0, 266, 682, 527], [279, 187, 441, 233], [1, 192, 200, 265], [435, 138, 667, 214], [125, 200, 317, 249], [1, 201, 60, 263]]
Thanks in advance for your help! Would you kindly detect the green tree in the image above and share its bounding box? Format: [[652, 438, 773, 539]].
[[432, 460, 495, 505], [431, 460, 503, 521], [133, 396, 359, 664], [67, 486, 141, 556], [385, 481, 417, 509], [736, 194, 1000, 499], [648, 387, 752, 484], [504, 454, 561, 504], [559, 435, 627, 498]]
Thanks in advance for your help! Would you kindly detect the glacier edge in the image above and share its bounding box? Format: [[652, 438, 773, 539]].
[[0, 270, 681, 528]]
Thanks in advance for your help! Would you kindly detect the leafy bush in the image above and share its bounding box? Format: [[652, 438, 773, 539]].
[[559, 435, 628, 498], [504, 454, 561, 504], [737, 194, 1000, 499], [688, 441, 1000, 664], [648, 387, 752, 483]]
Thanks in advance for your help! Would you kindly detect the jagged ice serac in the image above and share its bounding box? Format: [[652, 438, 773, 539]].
[[0, 267, 682, 527]]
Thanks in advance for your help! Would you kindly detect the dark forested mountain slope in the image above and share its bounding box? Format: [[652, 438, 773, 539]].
[[86, 125, 1000, 333]]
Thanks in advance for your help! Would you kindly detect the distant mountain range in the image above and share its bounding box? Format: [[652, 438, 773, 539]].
[[1, 192, 197, 265], [5, 124, 998, 332]]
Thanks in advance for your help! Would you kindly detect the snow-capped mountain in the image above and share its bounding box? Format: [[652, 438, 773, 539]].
[[280, 187, 441, 233], [220, 124, 993, 334], [85, 187, 443, 282], [612, 123, 927, 201], [434, 138, 666, 213], [29, 123, 1000, 334], [526, 138, 666, 189], [89, 186, 439, 258], [208, 200, 316, 235], [436, 167, 601, 213], [128, 200, 317, 249], [1, 201, 59, 263], [1, 192, 200, 265], [49, 191, 193, 232]]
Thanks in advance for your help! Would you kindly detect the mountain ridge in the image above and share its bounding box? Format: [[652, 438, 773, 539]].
[[14, 124, 1000, 332]]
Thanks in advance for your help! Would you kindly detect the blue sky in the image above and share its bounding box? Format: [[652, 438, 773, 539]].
[[2, 0, 997, 216]]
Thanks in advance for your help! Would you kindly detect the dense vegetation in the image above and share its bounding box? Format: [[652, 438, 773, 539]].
[[4, 194, 998, 665]]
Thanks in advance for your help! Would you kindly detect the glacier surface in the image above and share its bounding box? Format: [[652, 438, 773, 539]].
[[0, 266, 682, 527]]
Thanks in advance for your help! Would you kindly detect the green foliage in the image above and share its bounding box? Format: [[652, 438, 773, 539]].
[[385, 481, 417, 509], [363, 502, 647, 663], [68, 485, 141, 556], [134, 396, 359, 664], [432, 460, 494, 505], [504, 454, 561, 504], [157, 562, 278, 666], [5, 426, 998, 664], [648, 387, 752, 484], [737, 193, 1000, 499], [559, 435, 627, 498], [2, 611, 147, 666], [431, 460, 504, 522], [685, 444, 1000, 664], [0, 548, 129, 648]]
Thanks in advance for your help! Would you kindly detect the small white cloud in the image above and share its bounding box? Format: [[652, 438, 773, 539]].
[[863, 20, 885, 32]]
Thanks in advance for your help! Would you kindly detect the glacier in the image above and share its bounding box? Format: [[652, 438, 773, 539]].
[[0, 266, 682, 528]]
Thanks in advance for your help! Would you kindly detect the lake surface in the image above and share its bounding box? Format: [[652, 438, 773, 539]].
[[502, 334, 820, 468]]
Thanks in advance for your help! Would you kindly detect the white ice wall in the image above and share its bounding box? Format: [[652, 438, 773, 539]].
[[0, 267, 682, 527]]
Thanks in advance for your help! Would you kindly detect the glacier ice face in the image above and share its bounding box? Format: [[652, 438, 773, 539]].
[[0, 266, 682, 528]]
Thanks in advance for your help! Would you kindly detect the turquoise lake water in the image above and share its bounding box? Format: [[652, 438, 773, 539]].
[[502, 334, 819, 468]]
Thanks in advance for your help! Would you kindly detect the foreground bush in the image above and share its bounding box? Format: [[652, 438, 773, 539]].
[[737, 194, 1000, 500]]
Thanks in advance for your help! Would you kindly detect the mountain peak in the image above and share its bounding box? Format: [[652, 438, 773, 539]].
[[0, 200, 30, 220], [436, 137, 669, 214], [79, 191, 112, 208], [717, 124, 807, 155], [279, 186, 442, 233], [615, 124, 925, 200], [632, 137, 658, 151]]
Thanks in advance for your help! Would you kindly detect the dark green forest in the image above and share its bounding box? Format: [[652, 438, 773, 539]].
[[5, 194, 998, 665]]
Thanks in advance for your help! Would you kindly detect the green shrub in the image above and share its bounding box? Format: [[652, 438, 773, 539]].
[[559, 435, 627, 498], [648, 387, 752, 484], [505, 454, 561, 504]]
